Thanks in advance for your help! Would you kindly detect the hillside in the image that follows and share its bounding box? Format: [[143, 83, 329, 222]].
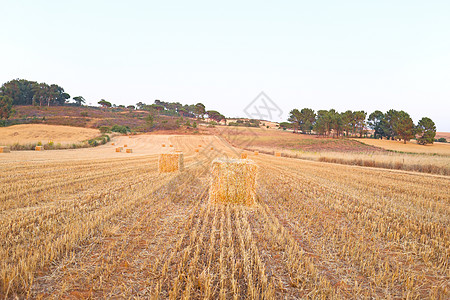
[[354, 138, 450, 155]]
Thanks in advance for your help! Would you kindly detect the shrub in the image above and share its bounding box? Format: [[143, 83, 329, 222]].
[[111, 124, 130, 134], [99, 126, 111, 133], [437, 137, 447, 143]]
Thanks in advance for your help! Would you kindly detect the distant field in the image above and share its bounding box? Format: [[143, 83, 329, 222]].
[[355, 138, 450, 155], [435, 132, 450, 140], [0, 124, 100, 146], [208, 126, 382, 153]]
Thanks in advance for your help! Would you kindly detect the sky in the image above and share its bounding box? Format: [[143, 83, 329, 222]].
[[1, 0, 449, 130]]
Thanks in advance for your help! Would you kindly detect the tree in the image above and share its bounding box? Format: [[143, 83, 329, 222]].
[[353, 111, 367, 138], [136, 102, 145, 110], [127, 105, 135, 110], [300, 108, 316, 134], [98, 99, 111, 108], [0, 95, 13, 119], [382, 109, 400, 140], [368, 110, 384, 139], [288, 109, 302, 133], [416, 117, 436, 145], [73, 96, 86, 106], [314, 110, 332, 136], [393, 111, 415, 143], [194, 103, 206, 119], [206, 110, 225, 123], [32, 82, 50, 106], [341, 110, 353, 137]]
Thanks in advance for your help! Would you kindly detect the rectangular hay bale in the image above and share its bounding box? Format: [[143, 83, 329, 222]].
[[116, 147, 122, 152], [0, 146, 11, 153], [126, 149, 133, 153], [209, 158, 257, 206], [162, 144, 166, 147], [35, 146, 44, 151], [158, 153, 184, 172], [241, 153, 248, 159], [254, 151, 259, 155], [111, 142, 115, 145], [275, 152, 281, 157]]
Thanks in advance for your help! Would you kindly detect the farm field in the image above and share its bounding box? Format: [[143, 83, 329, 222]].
[[0, 134, 449, 299], [354, 138, 450, 155], [0, 124, 101, 146]]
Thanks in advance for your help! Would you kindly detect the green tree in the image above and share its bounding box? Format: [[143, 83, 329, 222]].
[[368, 110, 385, 139], [194, 103, 206, 119], [416, 117, 436, 145], [353, 111, 367, 138], [73, 96, 86, 106], [314, 110, 332, 136], [382, 109, 400, 140], [0, 95, 13, 119], [341, 110, 354, 137], [98, 99, 111, 108], [393, 111, 415, 144], [300, 108, 316, 134], [288, 109, 302, 133], [207, 110, 225, 122]]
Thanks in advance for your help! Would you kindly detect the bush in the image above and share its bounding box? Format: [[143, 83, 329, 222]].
[[99, 126, 111, 133], [438, 137, 447, 143], [111, 124, 130, 134], [80, 112, 88, 117]]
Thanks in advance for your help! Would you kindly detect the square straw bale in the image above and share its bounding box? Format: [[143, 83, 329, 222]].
[[198, 144, 202, 147], [35, 146, 44, 151], [241, 153, 248, 159], [124, 144, 127, 147], [169, 145, 173, 147], [159, 153, 184, 172], [126, 149, 133, 153], [0, 146, 11, 153], [254, 151, 259, 155], [195, 149, 199, 152], [209, 158, 257, 206], [116, 147, 122, 152], [275, 152, 281, 157], [111, 142, 115, 145], [162, 144, 166, 147]]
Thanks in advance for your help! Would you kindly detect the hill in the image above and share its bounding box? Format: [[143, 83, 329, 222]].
[[354, 138, 450, 155]]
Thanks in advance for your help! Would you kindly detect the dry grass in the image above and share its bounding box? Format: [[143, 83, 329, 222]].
[[209, 158, 257, 206], [0, 134, 448, 299], [355, 138, 450, 155], [0, 124, 100, 146], [158, 153, 184, 172]]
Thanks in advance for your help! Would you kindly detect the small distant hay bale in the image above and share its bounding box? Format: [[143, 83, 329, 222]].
[[195, 149, 199, 152], [0, 146, 11, 153], [211, 147, 214, 150], [159, 153, 184, 172], [241, 153, 248, 159], [162, 144, 166, 147], [169, 145, 173, 147], [35, 146, 44, 151], [198, 144, 202, 147], [116, 147, 122, 152], [111, 142, 115, 146], [126, 149, 133, 153], [124, 144, 127, 147], [209, 158, 257, 206], [275, 152, 281, 157], [129, 136, 132, 138], [254, 151, 259, 155]]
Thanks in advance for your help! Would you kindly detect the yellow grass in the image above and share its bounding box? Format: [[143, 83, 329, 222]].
[[0, 124, 100, 145], [209, 158, 257, 205], [158, 153, 184, 172], [0, 146, 10, 153], [355, 138, 450, 155]]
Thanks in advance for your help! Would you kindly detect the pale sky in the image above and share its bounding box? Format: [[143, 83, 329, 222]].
[[1, 0, 449, 130]]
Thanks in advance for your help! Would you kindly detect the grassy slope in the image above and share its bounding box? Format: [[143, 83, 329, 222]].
[[354, 138, 450, 156]]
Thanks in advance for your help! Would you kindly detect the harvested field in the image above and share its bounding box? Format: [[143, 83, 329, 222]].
[[355, 138, 450, 155], [0, 134, 448, 299], [0, 124, 101, 146]]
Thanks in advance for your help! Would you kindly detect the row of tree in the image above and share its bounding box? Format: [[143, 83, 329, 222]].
[[0, 79, 71, 107], [286, 108, 436, 144]]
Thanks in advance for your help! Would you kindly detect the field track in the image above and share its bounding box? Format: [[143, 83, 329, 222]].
[[0, 135, 449, 299]]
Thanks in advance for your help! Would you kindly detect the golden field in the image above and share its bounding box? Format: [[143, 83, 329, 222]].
[[354, 138, 450, 155], [0, 124, 101, 146], [0, 132, 448, 299]]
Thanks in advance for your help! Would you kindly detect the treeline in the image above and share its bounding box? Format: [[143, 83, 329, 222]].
[[284, 108, 436, 145], [0, 79, 70, 107]]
